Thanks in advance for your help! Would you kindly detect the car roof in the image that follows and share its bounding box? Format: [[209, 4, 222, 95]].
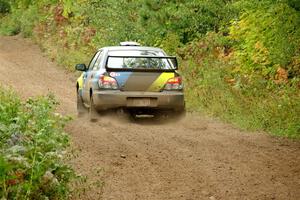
[[98, 46, 164, 52]]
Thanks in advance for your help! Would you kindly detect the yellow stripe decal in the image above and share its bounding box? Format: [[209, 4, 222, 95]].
[[77, 73, 84, 89], [147, 72, 174, 92]]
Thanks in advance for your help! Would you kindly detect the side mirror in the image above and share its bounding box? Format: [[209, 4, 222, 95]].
[[75, 64, 87, 71]]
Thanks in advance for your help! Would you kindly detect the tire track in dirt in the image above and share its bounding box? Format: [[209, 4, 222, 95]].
[[0, 35, 299, 200]]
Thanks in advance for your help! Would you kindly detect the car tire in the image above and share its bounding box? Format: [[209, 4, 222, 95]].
[[89, 95, 98, 122], [77, 89, 87, 117]]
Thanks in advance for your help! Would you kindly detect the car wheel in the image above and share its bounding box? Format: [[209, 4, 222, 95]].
[[77, 89, 87, 117], [89, 95, 98, 122]]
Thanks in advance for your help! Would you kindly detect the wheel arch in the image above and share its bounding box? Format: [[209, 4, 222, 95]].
[[89, 88, 93, 98]]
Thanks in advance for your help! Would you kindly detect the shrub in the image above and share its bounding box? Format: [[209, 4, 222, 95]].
[[229, 1, 300, 79], [0, 13, 21, 36], [0, 0, 10, 14], [0, 2, 41, 37], [0, 87, 74, 199]]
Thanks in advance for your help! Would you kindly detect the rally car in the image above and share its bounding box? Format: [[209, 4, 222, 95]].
[[75, 42, 185, 121]]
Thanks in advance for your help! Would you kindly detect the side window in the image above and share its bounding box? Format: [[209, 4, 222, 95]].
[[92, 51, 105, 71], [88, 51, 101, 71]]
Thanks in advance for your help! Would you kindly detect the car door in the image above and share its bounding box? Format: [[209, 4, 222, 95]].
[[82, 51, 101, 102]]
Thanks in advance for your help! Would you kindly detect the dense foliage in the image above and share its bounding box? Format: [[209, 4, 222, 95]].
[[0, 0, 299, 137], [0, 87, 74, 199], [230, 0, 300, 78], [181, 32, 300, 138]]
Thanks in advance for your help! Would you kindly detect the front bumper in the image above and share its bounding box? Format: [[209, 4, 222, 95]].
[[92, 90, 185, 111]]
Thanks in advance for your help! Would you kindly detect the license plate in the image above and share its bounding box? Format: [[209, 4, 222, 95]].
[[127, 98, 152, 107]]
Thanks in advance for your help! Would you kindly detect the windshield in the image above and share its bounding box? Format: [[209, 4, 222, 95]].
[[106, 50, 177, 70]]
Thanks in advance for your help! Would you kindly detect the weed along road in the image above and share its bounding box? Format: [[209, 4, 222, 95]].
[[0, 35, 300, 200]]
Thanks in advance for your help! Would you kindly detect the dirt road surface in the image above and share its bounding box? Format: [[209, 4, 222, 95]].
[[0, 36, 299, 200]]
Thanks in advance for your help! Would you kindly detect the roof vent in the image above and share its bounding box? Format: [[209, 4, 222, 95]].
[[120, 41, 141, 46]]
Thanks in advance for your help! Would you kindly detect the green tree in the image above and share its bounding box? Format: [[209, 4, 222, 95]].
[[139, 0, 236, 44]]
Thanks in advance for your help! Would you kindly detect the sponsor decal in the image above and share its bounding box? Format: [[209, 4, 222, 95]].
[[110, 72, 120, 77]]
